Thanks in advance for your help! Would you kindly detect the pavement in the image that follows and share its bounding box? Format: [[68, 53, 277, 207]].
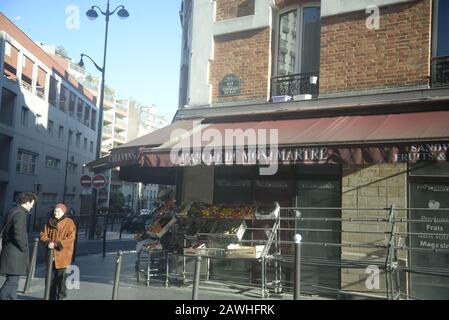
[[2, 250, 298, 301]]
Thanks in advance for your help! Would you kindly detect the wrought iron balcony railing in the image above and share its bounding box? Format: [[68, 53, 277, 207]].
[[431, 55, 449, 88], [271, 72, 319, 100]]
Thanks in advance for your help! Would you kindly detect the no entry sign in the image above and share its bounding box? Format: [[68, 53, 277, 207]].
[[92, 174, 107, 190], [80, 175, 92, 189]]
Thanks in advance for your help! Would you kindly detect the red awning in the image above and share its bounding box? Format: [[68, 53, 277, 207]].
[[201, 111, 449, 147], [138, 110, 449, 167]]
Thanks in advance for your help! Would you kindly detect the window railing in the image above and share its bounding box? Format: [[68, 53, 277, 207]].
[[115, 117, 127, 128], [431, 55, 449, 88], [103, 126, 113, 136], [270, 72, 319, 100], [105, 92, 115, 102], [21, 80, 32, 92], [116, 102, 128, 112], [103, 112, 113, 123]]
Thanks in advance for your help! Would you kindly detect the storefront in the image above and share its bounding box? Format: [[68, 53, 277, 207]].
[[88, 109, 449, 298]]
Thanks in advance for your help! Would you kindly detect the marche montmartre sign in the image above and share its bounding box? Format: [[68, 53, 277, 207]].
[[108, 142, 449, 168]]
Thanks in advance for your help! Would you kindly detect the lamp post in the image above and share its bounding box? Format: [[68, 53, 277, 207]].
[[79, 1, 129, 239]]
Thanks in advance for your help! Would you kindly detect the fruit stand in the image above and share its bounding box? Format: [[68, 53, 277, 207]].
[[134, 201, 282, 296]]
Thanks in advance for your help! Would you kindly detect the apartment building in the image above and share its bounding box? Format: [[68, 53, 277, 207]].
[[0, 13, 98, 227], [175, 0, 449, 298]]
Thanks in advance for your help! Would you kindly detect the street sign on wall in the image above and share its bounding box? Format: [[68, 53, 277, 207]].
[[80, 175, 92, 189], [92, 174, 107, 190]]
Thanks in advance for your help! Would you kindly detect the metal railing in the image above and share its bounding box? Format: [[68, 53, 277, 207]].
[[21, 80, 32, 92], [271, 72, 319, 99], [431, 55, 449, 88]]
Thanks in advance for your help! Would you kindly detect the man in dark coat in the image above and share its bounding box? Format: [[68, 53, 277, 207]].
[[0, 192, 37, 300]]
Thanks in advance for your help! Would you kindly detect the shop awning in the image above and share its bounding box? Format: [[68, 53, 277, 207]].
[[138, 110, 449, 168], [86, 119, 203, 172], [86, 110, 449, 182]]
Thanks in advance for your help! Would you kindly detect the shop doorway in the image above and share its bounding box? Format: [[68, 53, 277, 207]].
[[294, 178, 341, 296]]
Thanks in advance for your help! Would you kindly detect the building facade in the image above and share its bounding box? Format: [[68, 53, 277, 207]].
[[173, 0, 449, 299], [0, 13, 99, 227]]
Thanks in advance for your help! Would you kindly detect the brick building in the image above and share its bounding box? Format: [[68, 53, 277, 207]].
[[93, 0, 449, 299]]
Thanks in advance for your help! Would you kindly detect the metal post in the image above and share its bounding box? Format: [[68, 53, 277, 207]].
[[112, 251, 123, 300], [73, 219, 78, 263], [23, 238, 39, 293], [44, 249, 54, 300], [103, 215, 108, 257], [294, 234, 302, 300], [192, 255, 201, 300]]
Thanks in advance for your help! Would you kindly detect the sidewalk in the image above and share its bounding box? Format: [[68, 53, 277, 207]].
[[6, 252, 299, 300]]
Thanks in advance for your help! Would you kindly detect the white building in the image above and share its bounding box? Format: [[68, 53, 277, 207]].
[[0, 13, 98, 227]]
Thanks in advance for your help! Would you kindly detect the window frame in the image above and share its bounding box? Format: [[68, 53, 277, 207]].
[[272, 2, 321, 77], [16, 149, 38, 175], [45, 155, 61, 170]]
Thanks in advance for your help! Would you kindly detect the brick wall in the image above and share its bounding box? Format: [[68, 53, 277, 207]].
[[341, 164, 408, 296], [216, 0, 255, 21], [211, 28, 271, 104], [320, 0, 431, 94]]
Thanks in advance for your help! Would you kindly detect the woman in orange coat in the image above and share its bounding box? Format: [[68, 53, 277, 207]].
[[40, 203, 76, 300]]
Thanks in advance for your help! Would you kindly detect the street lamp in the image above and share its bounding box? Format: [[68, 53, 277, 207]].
[[80, 0, 129, 239]]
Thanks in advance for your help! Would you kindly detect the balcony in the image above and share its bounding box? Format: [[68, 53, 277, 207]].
[[431, 56, 449, 88], [103, 112, 113, 124], [115, 102, 128, 116], [21, 80, 32, 92], [114, 117, 127, 131], [270, 72, 319, 100], [105, 92, 115, 103], [114, 132, 127, 144], [103, 126, 113, 138]]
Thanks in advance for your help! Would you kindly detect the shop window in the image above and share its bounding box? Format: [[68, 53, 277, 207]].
[[409, 182, 449, 299]]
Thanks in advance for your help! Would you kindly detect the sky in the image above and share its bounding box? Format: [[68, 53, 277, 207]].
[[0, 0, 183, 121]]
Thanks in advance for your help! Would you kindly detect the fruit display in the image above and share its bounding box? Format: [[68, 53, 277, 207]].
[[199, 205, 256, 219]]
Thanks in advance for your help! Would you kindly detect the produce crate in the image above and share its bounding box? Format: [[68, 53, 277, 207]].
[[226, 245, 265, 259], [146, 216, 177, 238], [255, 202, 280, 219], [198, 220, 247, 241]]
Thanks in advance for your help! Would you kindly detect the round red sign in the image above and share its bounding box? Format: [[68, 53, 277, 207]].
[[80, 175, 92, 189], [92, 174, 107, 190]]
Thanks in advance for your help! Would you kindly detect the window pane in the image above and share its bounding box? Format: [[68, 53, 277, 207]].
[[437, 0, 449, 56], [277, 10, 298, 75], [301, 6, 321, 74]]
